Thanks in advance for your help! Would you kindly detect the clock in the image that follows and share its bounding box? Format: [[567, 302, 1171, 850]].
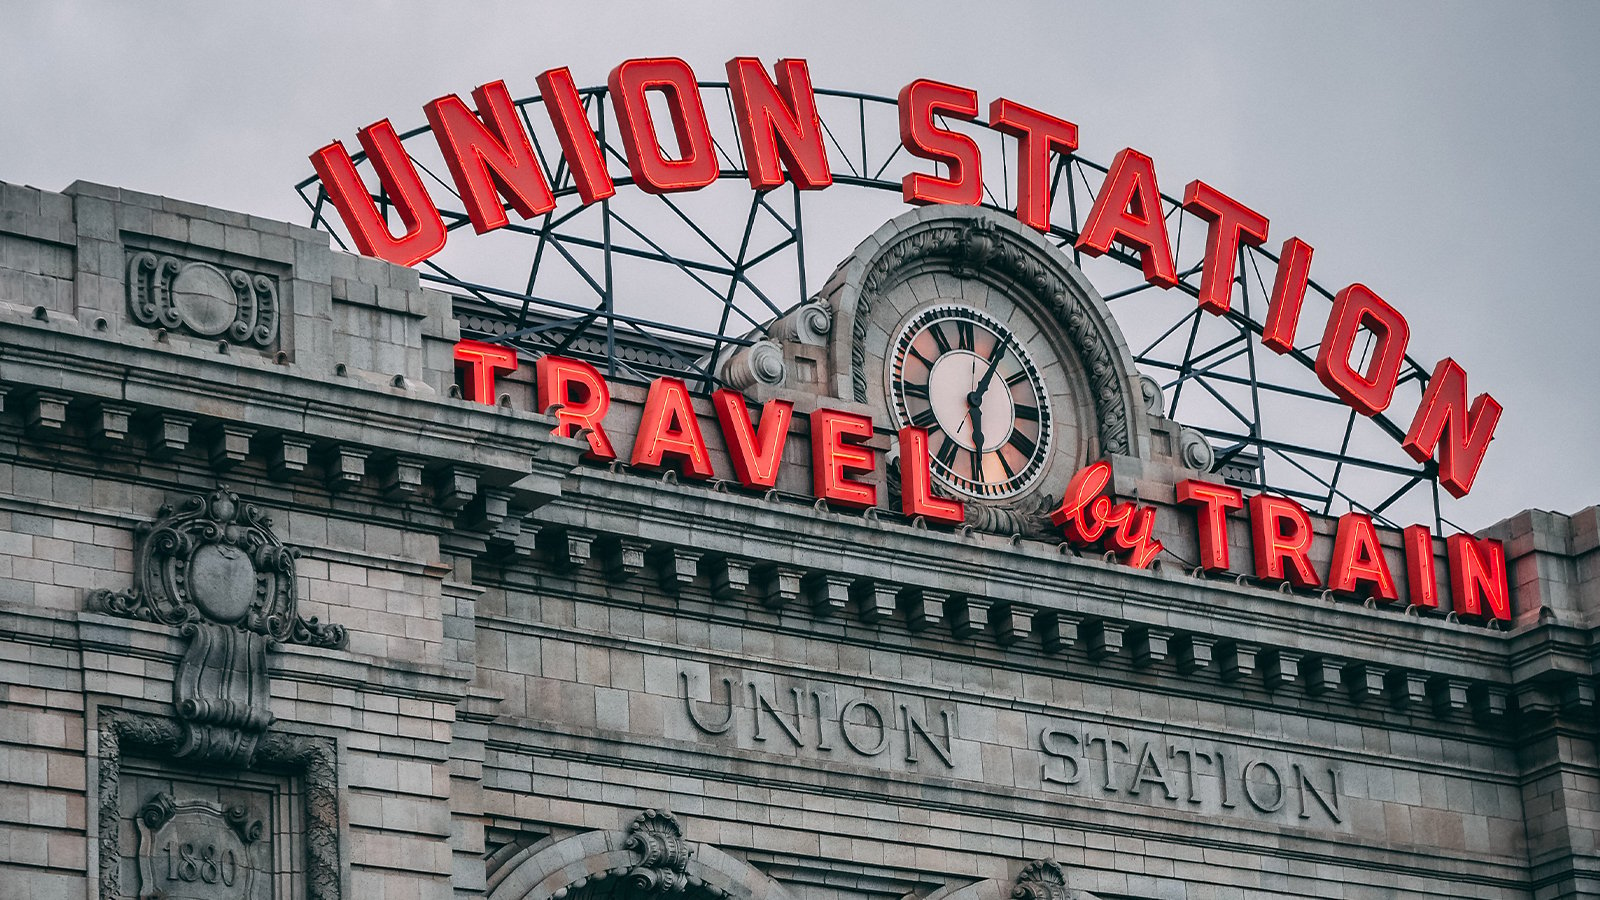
[[888, 303, 1052, 500]]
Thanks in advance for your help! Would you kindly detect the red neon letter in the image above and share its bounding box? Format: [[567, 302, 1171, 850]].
[[1050, 461, 1114, 545], [898, 427, 964, 525], [425, 80, 556, 234], [988, 98, 1077, 232], [1262, 237, 1314, 354], [811, 409, 877, 510], [1401, 358, 1502, 499], [1176, 479, 1243, 572], [1182, 180, 1269, 315], [898, 79, 981, 207], [535, 355, 616, 460], [1248, 495, 1320, 588], [310, 120, 447, 267], [1105, 506, 1164, 570], [453, 339, 517, 406], [608, 57, 718, 194], [1315, 283, 1411, 416], [711, 389, 793, 490], [536, 67, 616, 205], [631, 377, 714, 479], [1327, 513, 1398, 601], [1447, 533, 1510, 621], [1074, 148, 1178, 288], [1403, 524, 1440, 609], [727, 57, 831, 191]]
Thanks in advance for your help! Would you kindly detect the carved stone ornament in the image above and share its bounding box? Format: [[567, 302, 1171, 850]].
[[99, 710, 343, 900], [1012, 860, 1071, 900], [90, 489, 344, 766], [90, 488, 345, 648], [767, 299, 833, 346], [136, 791, 263, 900], [623, 808, 692, 895], [717, 340, 786, 390], [172, 621, 275, 767], [127, 251, 280, 348]]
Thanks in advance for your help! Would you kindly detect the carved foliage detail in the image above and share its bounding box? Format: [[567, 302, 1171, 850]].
[[99, 710, 342, 900], [624, 809, 692, 895], [127, 252, 280, 347], [1012, 860, 1070, 900], [98, 711, 182, 900], [89, 488, 345, 649], [257, 731, 341, 900]]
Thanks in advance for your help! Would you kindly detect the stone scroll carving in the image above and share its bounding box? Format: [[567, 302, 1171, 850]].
[[1011, 860, 1071, 900], [172, 621, 275, 767], [90, 488, 344, 647], [623, 809, 693, 895], [89, 488, 344, 765], [127, 251, 280, 348]]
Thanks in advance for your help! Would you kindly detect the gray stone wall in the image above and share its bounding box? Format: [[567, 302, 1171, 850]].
[[0, 180, 1596, 900]]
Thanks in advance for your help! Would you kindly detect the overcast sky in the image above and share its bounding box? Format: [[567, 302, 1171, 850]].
[[2, 2, 1595, 529]]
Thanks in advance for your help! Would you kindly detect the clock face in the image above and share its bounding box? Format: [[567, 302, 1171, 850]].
[[889, 304, 1052, 499]]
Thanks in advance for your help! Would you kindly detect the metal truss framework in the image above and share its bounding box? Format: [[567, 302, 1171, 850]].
[[296, 82, 1458, 533]]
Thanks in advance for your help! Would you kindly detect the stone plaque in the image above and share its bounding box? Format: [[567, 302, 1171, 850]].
[[135, 792, 262, 900]]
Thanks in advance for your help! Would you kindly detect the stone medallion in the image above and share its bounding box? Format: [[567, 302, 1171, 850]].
[[169, 262, 238, 336], [126, 252, 281, 348]]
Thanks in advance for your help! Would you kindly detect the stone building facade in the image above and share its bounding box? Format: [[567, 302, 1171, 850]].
[[0, 178, 1598, 900]]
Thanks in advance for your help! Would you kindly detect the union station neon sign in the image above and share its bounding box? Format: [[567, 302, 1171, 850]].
[[311, 57, 1511, 622]]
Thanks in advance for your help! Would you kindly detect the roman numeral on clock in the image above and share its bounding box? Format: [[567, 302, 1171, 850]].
[[955, 320, 975, 351], [1007, 431, 1038, 458]]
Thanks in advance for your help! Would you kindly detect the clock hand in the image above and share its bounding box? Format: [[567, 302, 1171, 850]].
[[973, 341, 1008, 398], [965, 344, 1005, 477], [968, 401, 985, 479]]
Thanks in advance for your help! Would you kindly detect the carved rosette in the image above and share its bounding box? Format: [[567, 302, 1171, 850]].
[[89, 488, 345, 648], [623, 809, 692, 895], [127, 251, 280, 347], [1012, 860, 1070, 900]]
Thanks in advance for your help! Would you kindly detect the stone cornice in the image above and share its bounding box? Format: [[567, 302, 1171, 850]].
[[0, 314, 587, 522], [490, 466, 1598, 730]]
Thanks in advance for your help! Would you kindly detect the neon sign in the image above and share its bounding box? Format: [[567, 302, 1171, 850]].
[[455, 344, 1511, 622], [309, 56, 1502, 499]]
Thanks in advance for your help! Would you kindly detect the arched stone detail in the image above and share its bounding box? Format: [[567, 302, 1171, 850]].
[[912, 859, 1101, 900], [816, 205, 1148, 460], [487, 813, 796, 900]]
